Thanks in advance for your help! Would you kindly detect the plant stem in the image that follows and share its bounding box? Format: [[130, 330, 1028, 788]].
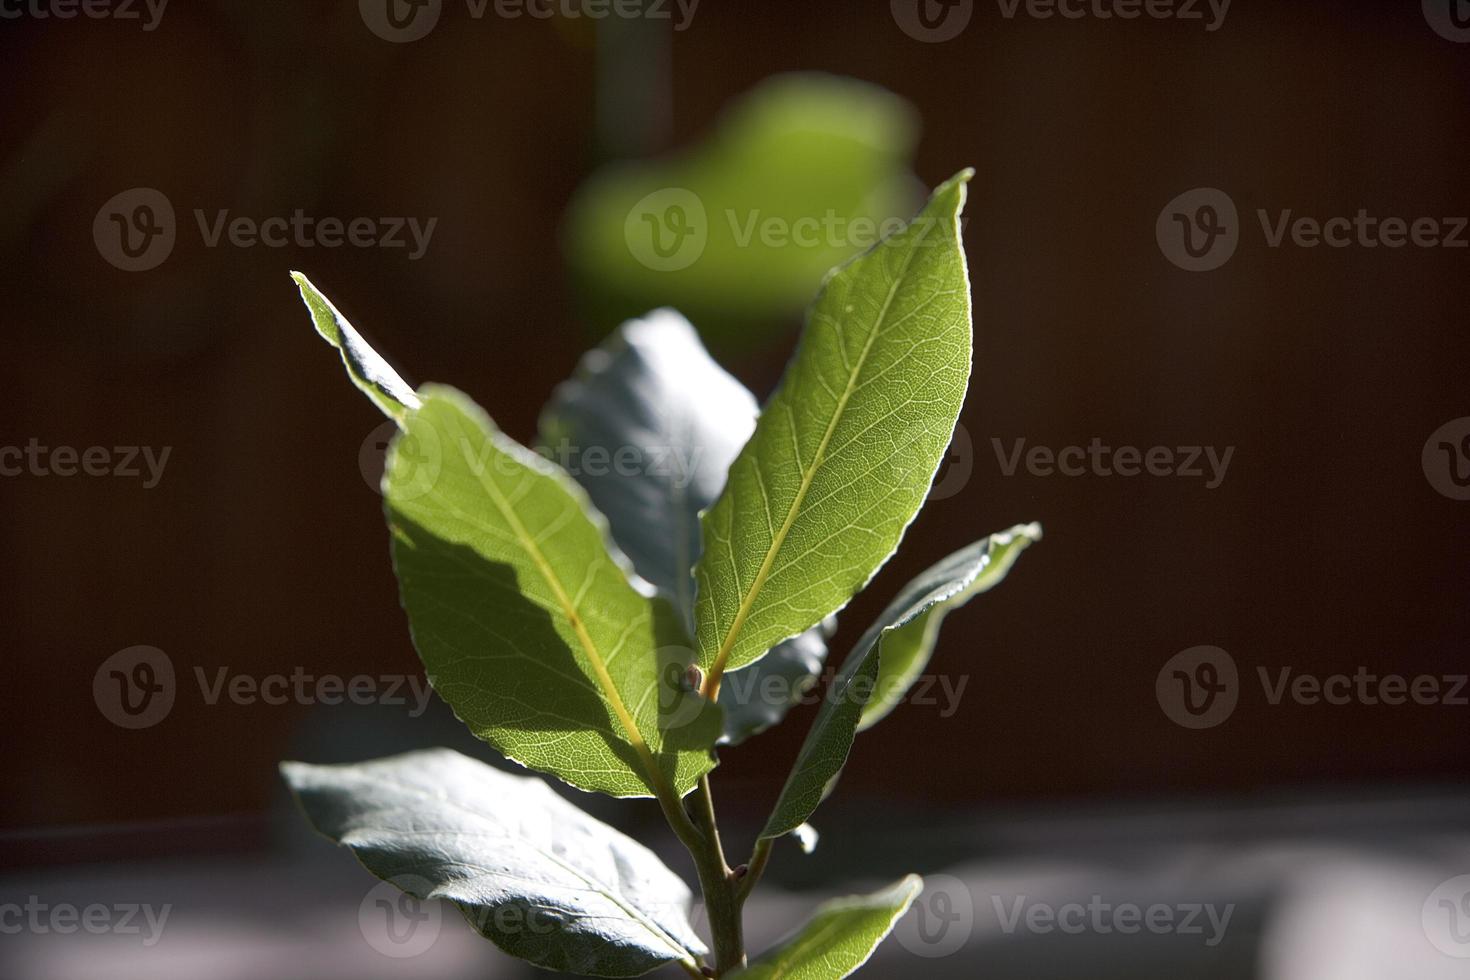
[[735, 837, 773, 905], [657, 774, 747, 976], [690, 776, 745, 975]]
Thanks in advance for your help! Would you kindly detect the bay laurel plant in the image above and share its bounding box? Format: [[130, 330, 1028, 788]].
[[279, 170, 1041, 979]]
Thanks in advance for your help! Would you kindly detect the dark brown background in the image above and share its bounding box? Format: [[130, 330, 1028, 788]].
[[2, 0, 1467, 861]]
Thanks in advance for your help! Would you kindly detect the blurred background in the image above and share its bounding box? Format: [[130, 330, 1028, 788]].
[[2, 0, 1469, 977]]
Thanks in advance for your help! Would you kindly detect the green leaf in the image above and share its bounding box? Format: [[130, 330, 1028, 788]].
[[859, 522, 1042, 730], [729, 876, 922, 980], [386, 386, 723, 799], [291, 271, 419, 423], [761, 525, 1039, 840], [281, 749, 707, 978], [564, 74, 920, 352], [693, 171, 974, 688], [538, 309, 830, 745], [538, 308, 759, 611]]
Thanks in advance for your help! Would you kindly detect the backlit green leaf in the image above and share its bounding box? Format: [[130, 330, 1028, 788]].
[[291, 271, 419, 423], [693, 172, 974, 689], [761, 525, 1039, 840], [386, 387, 722, 799], [729, 876, 922, 980], [281, 749, 707, 978], [860, 522, 1042, 730]]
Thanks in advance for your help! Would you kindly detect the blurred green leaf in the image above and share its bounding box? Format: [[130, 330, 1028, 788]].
[[281, 749, 707, 977], [729, 876, 922, 980], [564, 74, 920, 350]]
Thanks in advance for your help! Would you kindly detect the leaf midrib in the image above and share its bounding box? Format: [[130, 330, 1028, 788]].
[[703, 243, 922, 694], [459, 415, 668, 798]]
